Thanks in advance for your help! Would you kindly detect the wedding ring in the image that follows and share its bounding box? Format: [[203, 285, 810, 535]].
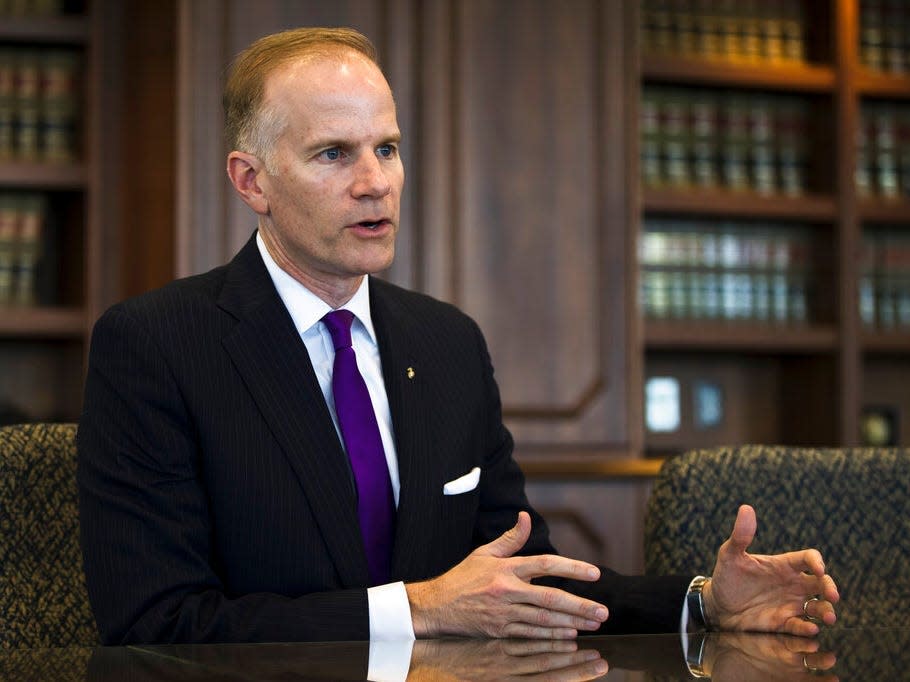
[[802, 595, 821, 621], [803, 654, 820, 673]]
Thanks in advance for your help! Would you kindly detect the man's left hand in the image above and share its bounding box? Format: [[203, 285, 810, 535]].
[[703, 504, 839, 635]]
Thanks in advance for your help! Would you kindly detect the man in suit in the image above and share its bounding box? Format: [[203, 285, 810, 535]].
[[77, 27, 838, 646]]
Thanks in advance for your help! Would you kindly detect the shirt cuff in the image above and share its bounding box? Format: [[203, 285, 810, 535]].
[[367, 581, 416, 641], [367, 639, 414, 682]]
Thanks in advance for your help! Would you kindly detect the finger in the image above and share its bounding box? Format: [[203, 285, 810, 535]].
[[780, 634, 821, 654], [512, 554, 601, 583], [803, 596, 837, 626], [476, 511, 532, 559], [726, 504, 757, 554], [790, 547, 827, 577], [506, 601, 607, 632], [802, 651, 838, 673], [499, 648, 602, 676], [533, 655, 609, 682], [783, 613, 824, 637], [500, 622, 580, 639], [798, 570, 839, 605], [521, 583, 609, 624], [506, 652, 609, 681], [820, 573, 840, 604], [500, 639, 579, 657]]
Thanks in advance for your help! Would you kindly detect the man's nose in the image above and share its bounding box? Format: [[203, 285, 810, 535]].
[[351, 152, 392, 198]]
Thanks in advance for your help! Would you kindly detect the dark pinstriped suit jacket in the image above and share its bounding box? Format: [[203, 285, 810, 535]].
[[77, 234, 690, 645]]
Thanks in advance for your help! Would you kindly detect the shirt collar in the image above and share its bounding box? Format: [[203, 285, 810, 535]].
[[255, 231, 377, 344]]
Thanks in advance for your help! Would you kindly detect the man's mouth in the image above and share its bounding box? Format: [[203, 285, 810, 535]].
[[356, 219, 386, 230]]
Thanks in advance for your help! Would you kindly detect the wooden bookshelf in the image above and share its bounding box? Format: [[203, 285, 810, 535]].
[[0, 162, 87, 189], [644, 321, 839, 353], [641, 55, 836, 92], [0, 305, 84, 338], [635, 0, 910, 453], [859, 198, 910, 223], [643, 188, 838, 220], [0, 16, 90, 45], [856, 70, 910, 98], [863, 330, 910, 353], [0, 4, 100, 423]]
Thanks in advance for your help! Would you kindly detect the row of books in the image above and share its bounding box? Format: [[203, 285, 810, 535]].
[[641, 266, 811, 323], [860, 0, 910, 74], [857, 102, 910, 199], [0, 192, 46, 306], [0, 47, 81, 164], [640, 220, 813, 323], [861, 229, 910, 329], [0, 0, 66, 17], [640, 0, 806, 64], [640, 219, 811, 269], [641, 87, 809, 195]]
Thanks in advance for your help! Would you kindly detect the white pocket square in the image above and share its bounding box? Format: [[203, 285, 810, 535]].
[[443, 467, 481, 495]]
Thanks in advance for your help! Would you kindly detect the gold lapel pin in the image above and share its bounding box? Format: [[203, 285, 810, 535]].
[[406, 367, 415, 379]]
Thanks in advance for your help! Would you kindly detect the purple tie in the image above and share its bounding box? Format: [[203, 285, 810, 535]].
[[322, 309, 395, 585]]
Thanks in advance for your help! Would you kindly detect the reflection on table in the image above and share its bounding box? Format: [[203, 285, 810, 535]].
[[2, 627, 907, 681]]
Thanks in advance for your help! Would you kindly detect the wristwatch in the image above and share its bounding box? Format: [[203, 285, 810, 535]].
[[686, 631, 711, 678], [687, 576, 712, 631]]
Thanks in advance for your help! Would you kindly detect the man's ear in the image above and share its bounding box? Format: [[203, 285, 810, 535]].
[[227, 151, 269, 215]]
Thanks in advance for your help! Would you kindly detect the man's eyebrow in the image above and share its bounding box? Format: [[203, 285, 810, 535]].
[[303, 138, 350, 153], [302, 132, 401, 153]]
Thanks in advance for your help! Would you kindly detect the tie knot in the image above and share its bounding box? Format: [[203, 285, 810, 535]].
[[322, 309, 355, 351]]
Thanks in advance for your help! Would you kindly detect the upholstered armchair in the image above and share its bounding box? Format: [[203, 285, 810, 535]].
[[644, 444, 910, 628], [0, 423, 99, 648]]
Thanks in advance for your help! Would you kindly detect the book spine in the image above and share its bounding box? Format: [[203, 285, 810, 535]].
[[15, 50, 41, 162], [780, 0, 805, 62], [690, 93, 718, 188], [662, 89, 692, 188], [720, 95, 750, 191], [41, 49, 80, 163], [860, 232, 878, 327], [861, 0, 885, 71], [883, 0, 905, 74], [748, 95, 776, 194], [641, 90, 663, 188], [0, 194, 16, 305], [776, 97, 808, 196]]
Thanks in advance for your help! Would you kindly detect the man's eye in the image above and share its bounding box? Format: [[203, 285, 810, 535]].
[[321, 148, 343, 161], [377, 144, 397, 159]]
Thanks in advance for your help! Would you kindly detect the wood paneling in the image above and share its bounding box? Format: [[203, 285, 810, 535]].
[[417, 0, 635, 451], [119, 0, 177, 298], [525, 479, 654, 574]]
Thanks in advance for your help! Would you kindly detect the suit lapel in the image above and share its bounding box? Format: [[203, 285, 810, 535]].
[[370, 280, 440, 582], [216, 236, 370, 588]]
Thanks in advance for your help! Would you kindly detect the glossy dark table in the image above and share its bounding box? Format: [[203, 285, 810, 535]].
[[2, 628, 907, 681]]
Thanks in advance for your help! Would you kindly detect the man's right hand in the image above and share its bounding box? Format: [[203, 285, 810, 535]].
[[405, 511, 609, 638]]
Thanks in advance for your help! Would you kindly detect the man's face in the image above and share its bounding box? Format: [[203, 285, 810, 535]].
[[254, 52, 403, 296]]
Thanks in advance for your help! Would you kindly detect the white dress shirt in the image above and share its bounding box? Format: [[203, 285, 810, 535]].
[[256, 233, 414, 641]]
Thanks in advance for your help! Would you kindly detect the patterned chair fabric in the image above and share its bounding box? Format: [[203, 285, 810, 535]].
[[644, 444, 910, 628], [0, 423, 99, 648]]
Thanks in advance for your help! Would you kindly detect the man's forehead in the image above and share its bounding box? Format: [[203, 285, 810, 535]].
[[266, 51, 390, 103]]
